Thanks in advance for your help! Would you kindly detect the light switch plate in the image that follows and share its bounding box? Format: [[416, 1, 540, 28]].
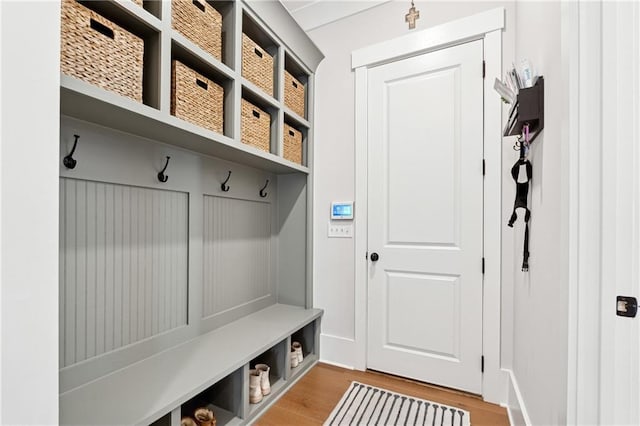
[[328, 223, 353, 238]]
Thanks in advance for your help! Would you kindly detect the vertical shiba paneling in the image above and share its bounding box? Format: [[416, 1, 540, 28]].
[[59, 178, 188, 367], [202, 196, 271, 318]]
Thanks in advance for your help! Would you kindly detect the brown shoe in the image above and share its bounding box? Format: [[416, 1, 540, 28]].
[[194, 407, 216, 426]]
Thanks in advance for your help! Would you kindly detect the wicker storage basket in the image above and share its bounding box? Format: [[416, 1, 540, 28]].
[[241, 99, 270, 153], [242, 34, 274, 97], [172, 0, 222, 61], [171, 60, 224, 133], [283, 124, 303, 165], [61, 0, 144, 102], [284, 71, 305, 118]]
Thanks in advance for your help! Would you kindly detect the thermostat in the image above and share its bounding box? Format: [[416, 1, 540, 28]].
[[331, 202, 354, 220]]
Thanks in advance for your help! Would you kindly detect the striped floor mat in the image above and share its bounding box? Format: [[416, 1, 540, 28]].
[[324, 381, 471, 426]]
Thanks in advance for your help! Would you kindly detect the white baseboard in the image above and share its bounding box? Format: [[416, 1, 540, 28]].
[[319, 333, 359, 370], [505, 369, 531, 426], [319, 358, 355, 370]]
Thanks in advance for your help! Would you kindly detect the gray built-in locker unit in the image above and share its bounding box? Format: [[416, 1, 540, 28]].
[[58, 1, 323, 424]]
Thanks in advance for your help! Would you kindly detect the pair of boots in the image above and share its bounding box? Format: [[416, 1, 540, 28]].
[[181, 406, 216, 426], [290, 342, 303, 368], [249, 364, 271, 404]]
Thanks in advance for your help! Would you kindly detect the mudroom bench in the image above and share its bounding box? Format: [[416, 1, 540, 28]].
[[60, 304, 322, 425]]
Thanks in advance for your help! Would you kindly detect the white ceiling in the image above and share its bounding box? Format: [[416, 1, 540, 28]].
[[280, 1, 391, 32]]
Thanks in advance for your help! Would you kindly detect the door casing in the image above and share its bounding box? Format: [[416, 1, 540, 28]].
[[352, 8, 506, 403], [565, 1, 640, 424]]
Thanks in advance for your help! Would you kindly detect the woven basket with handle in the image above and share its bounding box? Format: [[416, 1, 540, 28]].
[[284, 71, 305, 118], [61, 0, 144, 102], [171, 60, 224, 134], [283, 124, 303, 165], [241, 99, 270, 153], [172, 0, 222, 61], [242, 34, 274, 97]]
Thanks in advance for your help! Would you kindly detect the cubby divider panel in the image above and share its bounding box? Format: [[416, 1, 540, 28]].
[[207, 1, 235, 68]]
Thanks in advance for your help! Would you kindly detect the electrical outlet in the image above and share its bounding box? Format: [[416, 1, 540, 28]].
[[328, 223, 353, 238]]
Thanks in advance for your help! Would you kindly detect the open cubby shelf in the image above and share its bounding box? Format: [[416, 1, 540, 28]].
[[284, 107, 310, 129], [171, 31, 235, 81]]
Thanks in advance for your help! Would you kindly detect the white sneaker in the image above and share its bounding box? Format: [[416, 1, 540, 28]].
[[292, 341, 303, 363], [249, 369, 263, 403], [255, 363, 271, 395]]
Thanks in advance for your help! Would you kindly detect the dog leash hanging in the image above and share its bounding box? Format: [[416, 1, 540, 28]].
[[508, 125, 532, 271]]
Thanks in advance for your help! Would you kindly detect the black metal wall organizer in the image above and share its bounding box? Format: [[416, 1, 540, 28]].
[[503, 76, 544, 145]]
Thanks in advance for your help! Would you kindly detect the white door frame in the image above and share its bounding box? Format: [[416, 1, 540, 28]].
[[565, 1, 640, 424], [352, 8, 506, 403]]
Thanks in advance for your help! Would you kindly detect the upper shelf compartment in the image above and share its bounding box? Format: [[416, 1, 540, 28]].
[[171, 0, 235, 69], [284, 53, 309, 121], [62, 0, 162, 109], [242, 11, 279, 101]]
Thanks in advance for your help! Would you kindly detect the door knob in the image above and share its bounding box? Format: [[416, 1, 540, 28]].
[[370, 252, 379, 262]]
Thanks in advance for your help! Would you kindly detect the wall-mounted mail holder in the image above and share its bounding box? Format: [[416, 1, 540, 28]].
[[503, 76, 544, 146]]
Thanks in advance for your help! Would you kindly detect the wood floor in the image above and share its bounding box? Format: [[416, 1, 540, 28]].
[[255, 363, 509, 426]]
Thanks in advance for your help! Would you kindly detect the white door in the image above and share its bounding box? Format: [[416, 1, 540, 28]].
[[366, 40, 484, 394]]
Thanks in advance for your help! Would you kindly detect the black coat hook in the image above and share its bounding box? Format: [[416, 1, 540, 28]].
[[221, 171, 232, 192], [259, 179, 270, 198], [158, 156, 171, 183], [63, 134, 80, 169]]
